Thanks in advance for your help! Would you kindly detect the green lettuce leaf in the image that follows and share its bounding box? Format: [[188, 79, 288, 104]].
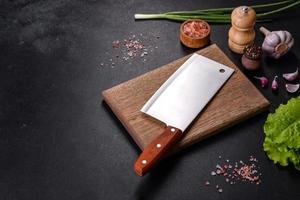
[[263, 96, 300, 170]]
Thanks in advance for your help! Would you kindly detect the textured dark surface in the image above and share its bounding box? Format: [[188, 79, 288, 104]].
[[0, 0, 300, 199]]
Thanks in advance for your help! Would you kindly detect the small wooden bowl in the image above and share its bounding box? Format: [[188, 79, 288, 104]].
[[241, 55, 261, 70], [180, 19, 211, 49]]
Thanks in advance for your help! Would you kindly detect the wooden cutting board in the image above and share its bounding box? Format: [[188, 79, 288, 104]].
[[102, 44, 270, 152]]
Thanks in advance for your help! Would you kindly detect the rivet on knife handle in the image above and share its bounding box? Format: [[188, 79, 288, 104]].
[[134, 126, 183, 176]]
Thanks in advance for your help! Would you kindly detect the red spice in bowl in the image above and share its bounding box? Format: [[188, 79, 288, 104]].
[[180, 19, 211, 48], [183, 21, 209, 38]]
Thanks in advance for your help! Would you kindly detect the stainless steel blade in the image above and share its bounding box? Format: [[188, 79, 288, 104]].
[[141, 54, 234, 131]]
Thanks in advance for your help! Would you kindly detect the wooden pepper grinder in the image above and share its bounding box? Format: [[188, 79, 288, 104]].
[[228, 6, 256, 54]]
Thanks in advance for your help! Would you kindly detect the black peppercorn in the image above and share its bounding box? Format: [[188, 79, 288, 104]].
[[241, 43, 262, 70], [243, 44, 262, 60]]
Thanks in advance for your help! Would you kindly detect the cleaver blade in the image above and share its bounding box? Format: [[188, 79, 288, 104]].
[[134, 54, 234, 176]]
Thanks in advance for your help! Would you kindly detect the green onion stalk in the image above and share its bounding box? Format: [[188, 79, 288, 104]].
[[134, 0, 300, 23]]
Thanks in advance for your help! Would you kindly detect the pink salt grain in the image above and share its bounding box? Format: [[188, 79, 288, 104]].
[[205, 155, 262, 193], [112, 40, 120, 48], [183, 21, 209, 38]]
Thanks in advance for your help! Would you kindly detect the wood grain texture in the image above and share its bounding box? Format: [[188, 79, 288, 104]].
[[102, 44, 270, 152]]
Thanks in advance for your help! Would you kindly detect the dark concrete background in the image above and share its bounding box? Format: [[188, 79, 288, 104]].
[[0, 0, 300, 199]]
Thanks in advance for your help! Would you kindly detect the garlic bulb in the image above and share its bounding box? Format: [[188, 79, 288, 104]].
[[260, 26, 294, 59]]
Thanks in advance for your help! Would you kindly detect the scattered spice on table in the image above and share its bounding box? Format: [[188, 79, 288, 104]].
[[112, 40, 120, 49], [100, 33, 159, 69], [204, 155, 262, 193]]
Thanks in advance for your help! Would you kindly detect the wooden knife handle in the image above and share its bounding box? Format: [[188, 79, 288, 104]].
[[134, 126, 183, 176]]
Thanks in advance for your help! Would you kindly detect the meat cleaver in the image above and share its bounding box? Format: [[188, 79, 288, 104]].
[[134, 54, 234, 176]]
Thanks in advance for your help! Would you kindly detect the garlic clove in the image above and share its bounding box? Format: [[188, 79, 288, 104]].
[[265, 32, 280, 46], [285, 83, 299, 93], [275, 31, 286, 43], [262, 43, 275, 54], [283, 68, 298, 81], [271, 52, 281, 59], [284, 31, 292, 43], [254, 76, 268, 88], [271, 76, 278, 91]]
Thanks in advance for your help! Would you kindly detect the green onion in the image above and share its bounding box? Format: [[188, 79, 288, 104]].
[[165, 0, 294, 15], [257, 0, 300, 17], [134, 0, 300, 23]]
